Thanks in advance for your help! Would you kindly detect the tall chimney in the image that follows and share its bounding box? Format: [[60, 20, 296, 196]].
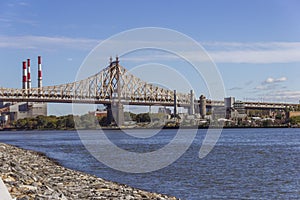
[[27, 59, 31, 90], [38, 56, 42, 88], [22, 61, 27, 90]]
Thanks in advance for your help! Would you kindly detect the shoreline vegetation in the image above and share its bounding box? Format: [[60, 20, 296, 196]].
[[1, 113, 300, 131], [0, 142, 178, 200], [1, 125, 298, 132]]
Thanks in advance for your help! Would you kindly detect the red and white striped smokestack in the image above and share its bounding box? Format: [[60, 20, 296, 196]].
[[22, 61, 27, 90], [27, 59, 31, 89], [38, 56, 42, 88]]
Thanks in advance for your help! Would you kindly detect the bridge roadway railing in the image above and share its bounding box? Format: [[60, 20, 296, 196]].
[[0, 86, 191, 106], [2, 85, 298, 110], [206, 100, 296, 109], [243, 102, 297, 109]]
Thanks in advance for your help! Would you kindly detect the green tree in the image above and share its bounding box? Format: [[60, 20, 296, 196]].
[[15, 118, 27, 129], [36, 115, 47, 129], [136, 113, 151, 123], [45, 116, 57, 129], [262, 119, 273, 127], [80, 113, 96, 129], [289, 116, 300, 125], [64, 115, 75, 128], [97, 116, 108, 126]]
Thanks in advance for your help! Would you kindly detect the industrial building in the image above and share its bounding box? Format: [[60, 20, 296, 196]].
[[224, 97, 247, 120], [0, 56, 47, 125], [0, 101, 47, 123]]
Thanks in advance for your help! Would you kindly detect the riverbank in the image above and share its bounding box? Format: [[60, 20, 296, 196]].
[[1, 124, 298, 131], [0, 143, 178, 200]]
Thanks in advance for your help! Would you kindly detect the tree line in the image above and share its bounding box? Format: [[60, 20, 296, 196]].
[[11, 111, 300, 130], [11, 112, 154, 130], [12, 115, 76, 130]]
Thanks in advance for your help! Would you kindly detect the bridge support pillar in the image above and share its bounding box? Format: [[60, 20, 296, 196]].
[[246, 109, 250, 116], [173, 90, 177, 116], [106, 103, 124, 127], [188, 90, 195, 115], [199, 95, 206, 119], [115, 103, 124, 126], [106, 104, 113, 125]]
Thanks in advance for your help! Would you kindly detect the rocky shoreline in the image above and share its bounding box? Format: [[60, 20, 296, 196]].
[[0, 143, 178, 200]]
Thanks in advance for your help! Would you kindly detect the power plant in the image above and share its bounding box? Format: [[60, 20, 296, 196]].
[[38, 56, 42, 88], [27, 59, 31, 90], [22, 61, 27, 90], [0, 56, 47, 125]]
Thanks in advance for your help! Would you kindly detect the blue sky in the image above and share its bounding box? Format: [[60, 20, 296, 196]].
[[0, 0, 300, 115]]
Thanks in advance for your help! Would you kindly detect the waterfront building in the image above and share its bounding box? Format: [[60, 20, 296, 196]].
[[0, 101, 47, 122]]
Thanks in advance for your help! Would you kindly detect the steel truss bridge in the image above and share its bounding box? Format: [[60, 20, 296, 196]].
[[0, 58, 196, 124], [0, 57, 297, 124], [0, 58, 191, 107]]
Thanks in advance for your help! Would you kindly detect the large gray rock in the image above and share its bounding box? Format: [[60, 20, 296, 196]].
[[0, 143, 179, 200]]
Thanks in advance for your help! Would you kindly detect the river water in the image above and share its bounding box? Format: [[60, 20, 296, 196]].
[[0, 128, 299, 199]]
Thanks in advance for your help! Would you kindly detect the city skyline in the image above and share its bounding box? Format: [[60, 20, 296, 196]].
[[0, 0, 299, 115]]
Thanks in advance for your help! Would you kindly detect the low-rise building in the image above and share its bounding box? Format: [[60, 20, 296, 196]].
[[288, 111, 300, 118], [0, 101, 47, 123]]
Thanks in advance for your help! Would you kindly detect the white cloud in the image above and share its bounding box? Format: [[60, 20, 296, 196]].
[[0, 35, 300, 64], [200, 42, 300, 63], [0, 18, 11, 22], [202, 41, 300, 50], [0, 35, 99, 50], [251, 75, 299, 103], [276, 77, 288, 82], [255, 85, 268, 90], [228, 87, 243, 91], [18, 2, 29, 6], [122, 42, 300, 64], [263, 76, 287, 84], [259, 90, 300, 103], [208, 49, 300, 63], [265, 78, 275, 83], [254, 76, 288, 92]]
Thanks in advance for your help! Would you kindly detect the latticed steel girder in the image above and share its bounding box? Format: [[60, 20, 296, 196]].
[[0, 61, 192, 106]]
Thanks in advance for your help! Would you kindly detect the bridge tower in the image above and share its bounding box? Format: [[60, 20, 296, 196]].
[[106, 56, 124, 126], [199, 95, 206, 119]]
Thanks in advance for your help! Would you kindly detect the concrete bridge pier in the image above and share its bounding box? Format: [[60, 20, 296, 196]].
[[106, 103, 124, 126], [188, 90, 195, 115], [173, 90, 177, 116], [199, 95, 206, 119], [106, 104, 113, 125]]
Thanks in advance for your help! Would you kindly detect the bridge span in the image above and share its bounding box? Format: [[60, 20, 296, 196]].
[[206, 100, 297, 110], [0, 56, 298, 124], [0, 57, 190, 106]]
